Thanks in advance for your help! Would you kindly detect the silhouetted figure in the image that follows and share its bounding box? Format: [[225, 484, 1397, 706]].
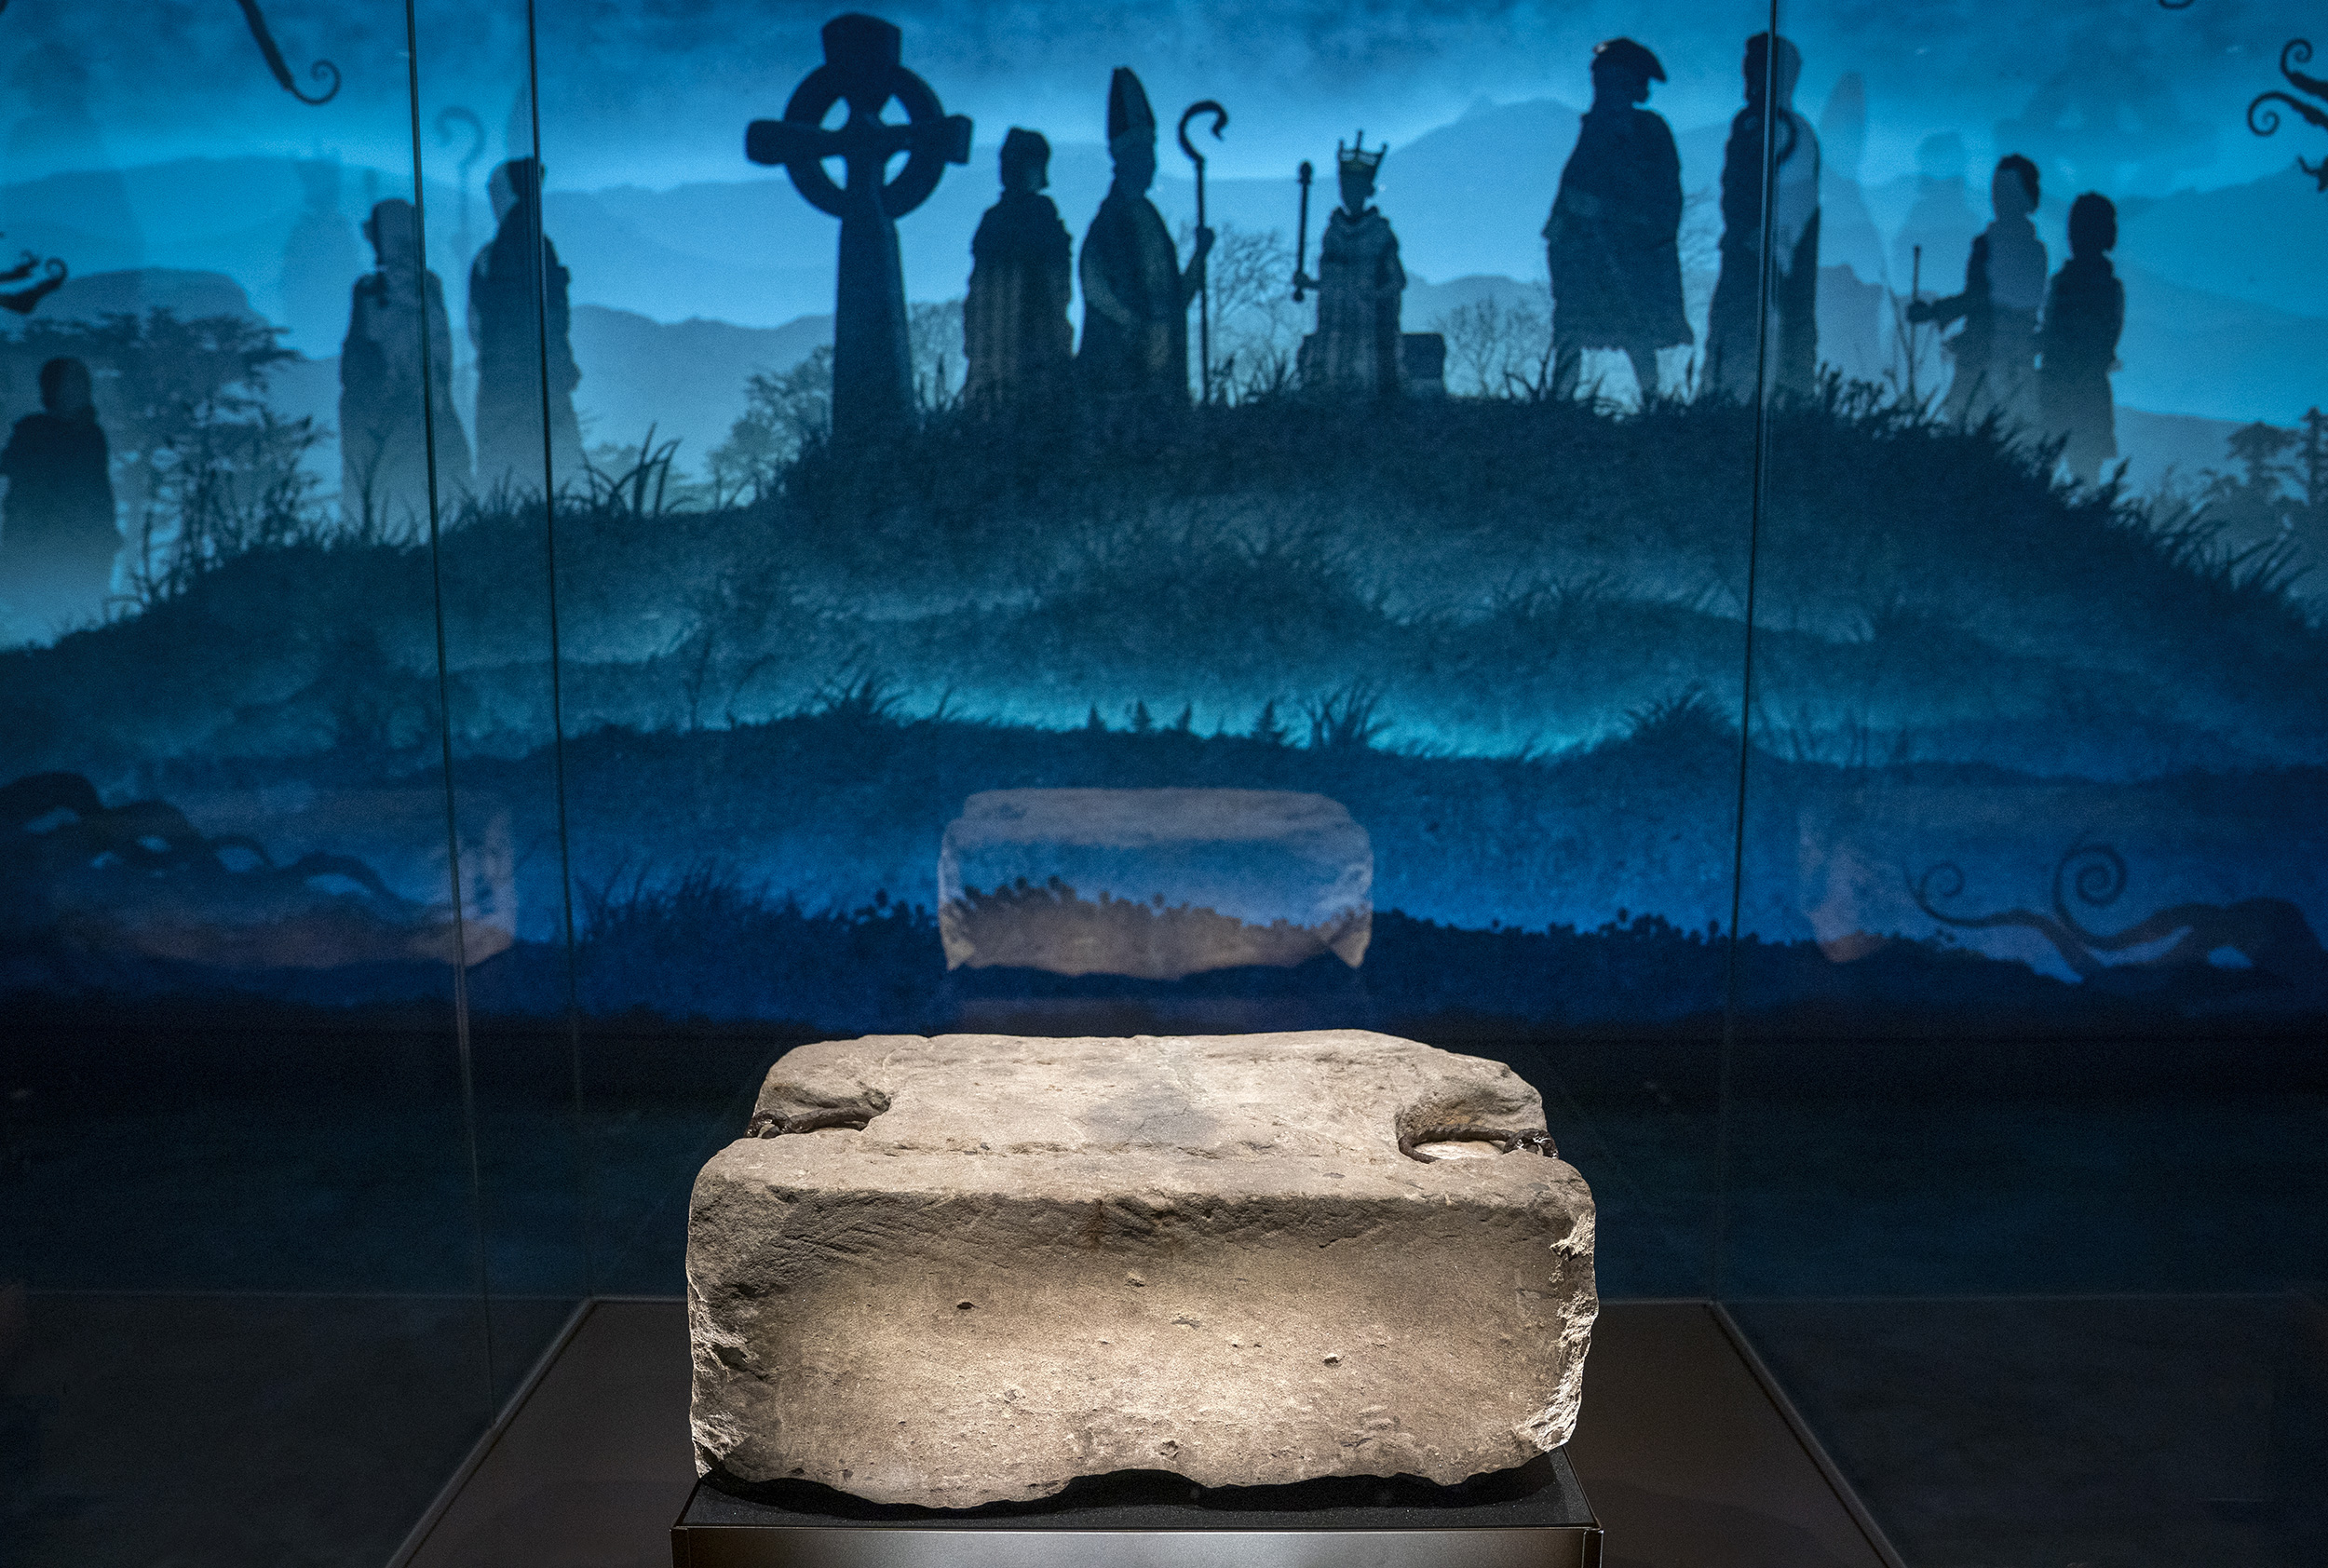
[[1545, 38, 1688, 400], [277, 157, 363, 356], [1917, 234, 1994, 426], [468, 158, 583, 491], [1706, 34, 1820, 400], [2039, 193, 2124, 483], [340, 199, 471, 531], [1911, 155, 2045, 429], [746, 14, 972, 445], [1983, 155, 2046, 427], [1078, 67, 1213, 421], [1814, 73, 1888, 385], [1816, 74, 1884, 285], [964, 128, 1075, 417], [0, 358, 116, 627], [1295, 133, 1405, 399]]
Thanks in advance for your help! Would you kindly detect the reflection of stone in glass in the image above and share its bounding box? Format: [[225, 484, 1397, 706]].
[[939, 789, 1372, 980], [1, 777, 511, 969]]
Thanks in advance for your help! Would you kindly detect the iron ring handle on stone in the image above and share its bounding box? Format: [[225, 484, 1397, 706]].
[[1400, 1124, 1560, 1161]]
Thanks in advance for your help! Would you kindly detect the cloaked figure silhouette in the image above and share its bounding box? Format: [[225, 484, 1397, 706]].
[[1296, 132, 1406, 399], [964, 128, 1075, 417], [1919, 233, 1995, 426], [1813, 74, 1890, 385], [1707, 33, 1820, 400], [340, 199, 471, 531], [469, 157, 583, 492], [1544, 37, 1689, 400], [1911, 155, 2046, 430], [1815, 73, 1886, 287], [0, 357, 117, 629], [2038, 193, 2125, 483], [1078, 68, 1213, 420], [277, 157, 363, 356]]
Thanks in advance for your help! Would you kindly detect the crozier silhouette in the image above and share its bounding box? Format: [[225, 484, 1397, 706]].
[[1078, 67, 1214, 425]]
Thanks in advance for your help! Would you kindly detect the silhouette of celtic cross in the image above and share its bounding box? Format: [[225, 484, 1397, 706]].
[[748, 14, 970, 442]]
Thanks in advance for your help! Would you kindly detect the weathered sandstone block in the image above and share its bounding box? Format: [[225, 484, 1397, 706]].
[[687, 1030, 1596, 1508]]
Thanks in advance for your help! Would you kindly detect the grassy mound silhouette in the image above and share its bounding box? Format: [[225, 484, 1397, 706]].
[[2, 390, 2319, 786]]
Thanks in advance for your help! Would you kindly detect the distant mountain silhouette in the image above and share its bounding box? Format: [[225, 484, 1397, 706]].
[[2112, 407, 2251, 493], [1176, 99, 1737, 291], [2117, 166, 2328, 320], [542, 181, 843, 330], [1404, 274, 1545, 322], [1, 157, 419, 340], [538, 102, 1604, 327], [7, 142, 2326, 433], [31, 266, 264, 323], [569, 304, 830, 466], [2115, 262, 2328, 423], [0, 158, 302, 296]]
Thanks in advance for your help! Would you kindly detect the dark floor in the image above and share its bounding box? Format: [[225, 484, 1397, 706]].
[[2, 1054, 2322, 1566], [1730, 1292, 2328, 1568], [11, 1286, 2321, 1566], [400, 1299, 1896, 1568], [1716, 1094, 2328, 1297], [0, 1291, 574, 1568]]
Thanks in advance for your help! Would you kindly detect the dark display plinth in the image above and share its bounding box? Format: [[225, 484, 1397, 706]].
[[670, 1453, 1601, 1567]]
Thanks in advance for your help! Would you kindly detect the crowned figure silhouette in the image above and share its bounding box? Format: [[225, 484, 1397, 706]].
[[1295, 132, 1406, 399]]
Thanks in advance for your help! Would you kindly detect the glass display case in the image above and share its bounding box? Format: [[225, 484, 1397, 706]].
[[1, 1, 2320, 1563]]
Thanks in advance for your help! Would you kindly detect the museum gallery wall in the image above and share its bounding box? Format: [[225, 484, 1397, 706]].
[[0, 0, 2321, 1561]]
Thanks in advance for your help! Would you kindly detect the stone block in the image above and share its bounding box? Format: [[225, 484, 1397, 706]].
[[687, 1029, 1596, 1508], [937, 788, 1372, 980]]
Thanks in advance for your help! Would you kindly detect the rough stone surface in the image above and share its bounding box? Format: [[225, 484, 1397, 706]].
[[686, 1029, 1596, 1508]]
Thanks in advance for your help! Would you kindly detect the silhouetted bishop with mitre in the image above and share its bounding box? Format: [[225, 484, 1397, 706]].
[[1295, 131, 1406, 399], [964, 128, 1074, 416], [1077, 67, 1212, 416]]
